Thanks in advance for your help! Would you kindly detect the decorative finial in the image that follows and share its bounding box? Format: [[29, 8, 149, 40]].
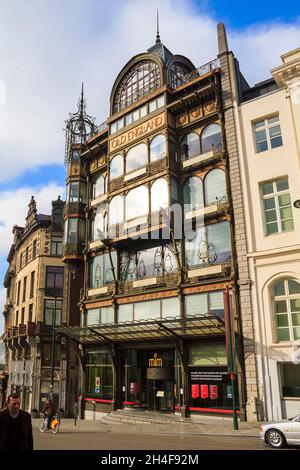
[[156, 9, 161, 44], [79, 82, 84, 116]]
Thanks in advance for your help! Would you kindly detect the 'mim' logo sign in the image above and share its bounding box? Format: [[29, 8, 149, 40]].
[[149, 353, 162, 367]]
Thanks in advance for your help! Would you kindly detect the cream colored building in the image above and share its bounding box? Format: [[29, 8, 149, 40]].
[[3, 196, 79, 415], [230, 47, 300, 420]]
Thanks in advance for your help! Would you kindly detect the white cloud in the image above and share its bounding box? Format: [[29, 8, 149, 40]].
[[0, 183, 65, 258], [1, 0, 300, 182]]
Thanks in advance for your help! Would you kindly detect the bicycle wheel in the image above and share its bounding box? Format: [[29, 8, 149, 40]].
[[51, 421, 59, 434], [39, 421, 47, 433]]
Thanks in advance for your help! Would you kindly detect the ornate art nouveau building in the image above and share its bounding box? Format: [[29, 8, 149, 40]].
[[60, 24, 260, 421]]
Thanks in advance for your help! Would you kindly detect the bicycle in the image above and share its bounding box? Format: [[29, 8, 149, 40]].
[[39, 415, 60, 434]]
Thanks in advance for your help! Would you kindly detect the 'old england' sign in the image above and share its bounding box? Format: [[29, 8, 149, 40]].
[[109, 112, 166, 153]]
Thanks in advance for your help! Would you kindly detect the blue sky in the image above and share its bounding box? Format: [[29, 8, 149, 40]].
[[0, 0, 300, 334]]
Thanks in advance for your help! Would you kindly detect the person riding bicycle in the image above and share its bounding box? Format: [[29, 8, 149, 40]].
[[43, 399, 56, 430]]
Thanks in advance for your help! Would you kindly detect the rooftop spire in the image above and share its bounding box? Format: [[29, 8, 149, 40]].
[[156, 9, 161, 44], [79, 82, 84, 116]]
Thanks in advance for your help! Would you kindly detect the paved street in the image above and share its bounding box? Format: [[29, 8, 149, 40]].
[[33, 428, 267, 450]]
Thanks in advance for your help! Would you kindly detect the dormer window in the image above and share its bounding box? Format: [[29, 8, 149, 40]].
[[113, 60, 161, 113]]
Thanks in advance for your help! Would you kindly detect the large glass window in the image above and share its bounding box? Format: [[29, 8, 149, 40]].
[[110, 155, 124, 180], [51, 237, 62, 256], [204, 169, 227, 205], [201, 123, 222, 153], [185, 222, 231, 267], [86, 307, 114, 326], [261, 177, 294, 235], [45, 266, 64, 294], [181, 132, 200, 159], [118, 297, 180, 323], [183, 176, 204, 211], [113, 60, 161, 113], [279, 363, 300, 397], [93, 175, 106, 199], [89, 252, 117, 288], [185, 291, 226, 320], [126, 186, 148, 220], [68, 182, 79, 202], [253, 115, 283, 153], [66, 218, 85, 243], [272, 279, 300, 342], [86, 350, 113, 400], [126, 143, 148, 173], [44, 299, 62, 326], [91, 206, 107, 241], [150, 134, 166, 162], [151, 178, 168, 213], [109, 195, 124, 225]]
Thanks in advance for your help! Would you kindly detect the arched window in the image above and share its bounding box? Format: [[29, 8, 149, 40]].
[[93, 175, 106, 199], [109, 195, 124, 225], [183, 177, 204, 211], [150, 134, 166, 162], [126, 143, 148, 173], [272, 279, 300, 342], [181, 132, 200, 159], [92, 206, 106, 241], [204, 169, 227, 205], [151, 178, 169, 212], [126, 186, 148, 220], [113, 60, 161, 113], [201, 123, 222, 153], [110, 155, 124, 180]]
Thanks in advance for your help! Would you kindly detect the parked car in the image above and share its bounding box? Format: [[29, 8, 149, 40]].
[[260, 414, 300, 448]]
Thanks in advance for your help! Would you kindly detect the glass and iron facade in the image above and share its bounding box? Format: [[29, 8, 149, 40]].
[[60, 39, 244, 419]]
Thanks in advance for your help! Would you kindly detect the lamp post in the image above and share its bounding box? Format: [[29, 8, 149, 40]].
[[224, 286, 238, 430], [39, 288, 59, 400]]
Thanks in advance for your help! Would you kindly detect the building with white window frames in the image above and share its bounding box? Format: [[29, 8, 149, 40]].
[[228, 42, 300, 420]]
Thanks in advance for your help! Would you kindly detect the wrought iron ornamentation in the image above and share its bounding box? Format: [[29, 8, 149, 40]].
[[94, 264, 102, 288], [197, 238, 218, 266], [153, 248, 163, 276]]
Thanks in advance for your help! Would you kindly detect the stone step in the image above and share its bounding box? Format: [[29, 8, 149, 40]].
[[98, 410, 196, 426]]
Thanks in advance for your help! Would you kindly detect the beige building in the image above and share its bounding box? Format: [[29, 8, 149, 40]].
[[229, 47, 300, 420], [3, 196, 79, 415]]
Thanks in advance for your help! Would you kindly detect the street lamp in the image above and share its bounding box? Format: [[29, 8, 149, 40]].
[[293, 199, 300, 209], [39, 288, 60, 400]]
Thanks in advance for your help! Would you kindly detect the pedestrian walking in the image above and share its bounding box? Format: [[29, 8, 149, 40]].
[[0, 392, 34, 450], [73, 400, 79, 426]]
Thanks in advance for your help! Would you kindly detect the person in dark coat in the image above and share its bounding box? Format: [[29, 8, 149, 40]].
[[0, 392, 33, 450]]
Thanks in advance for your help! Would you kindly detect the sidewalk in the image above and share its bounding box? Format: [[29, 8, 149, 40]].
[[32, 416, 261, 438]]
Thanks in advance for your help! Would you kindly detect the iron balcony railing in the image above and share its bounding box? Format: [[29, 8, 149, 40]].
[[169, 58, 220, 90]]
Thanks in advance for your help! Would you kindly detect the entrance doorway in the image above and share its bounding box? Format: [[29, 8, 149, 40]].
[[121, 349, 175, 412]]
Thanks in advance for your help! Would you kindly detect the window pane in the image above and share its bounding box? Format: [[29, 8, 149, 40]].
[[278, 194, 291, 207], [261, 182, 274, 195], [101, 307, 114, 324], [209, 291, 225, 319], [93, 176, 105, 198], [183, 177, 203, 211], [290, 299, 300, 312], [254, 120, 265, 129], [255, 129, 267, 142], [109, 195, 124, 225], [266, 210, 277, 223], [135, 300, 160, 320], [126, 186, 148, 220], [157, 96, 164, 108], [161, 297, 180, 318], [275, 300, 287, 313], [277, 329, 290, 341], [269, 125, 281, 137], [118, 304, 133, 322], [110, 155, 124, 179], [182, 132, 200, 158], [268, 116, 279, 124], [282, 219, 294, 232], [150, 134, 166, 162], [276, 315, 289, 327], [266, 222, 278, 235], [207, 221, 231, 264], [273, 281, 285, 296], [140, 105, 147, 117], [293, 327, 300, 340], [280, 207, 292, 221], [256, 140, 268, 153], [149, 100, 156, 112], [272, 136, 283, 149], [204, 169, 227, 205], [276, 179, 289, 192], [87, 308, 100, 326], [126, 143, 147, 173], [185, 293, 208, 317], [185, 226, 206, 267], [279, 363, 300, 397], [264, 198, 275, 210], [201, 123, 222, 152], [288, 280, 300, 294], [125, 114, 133, 126], [292, 313, 300, 326]]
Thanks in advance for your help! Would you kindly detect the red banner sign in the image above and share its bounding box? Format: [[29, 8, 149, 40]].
[[209, 385, 218, 400], [191, 384, 199, 399], [200, 384, 209, 399]]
